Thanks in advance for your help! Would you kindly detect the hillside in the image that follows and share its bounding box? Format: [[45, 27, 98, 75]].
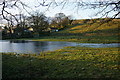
[[24, 18, 120, 43], [61, 19, 119, 33], [44, 18, 119, 43]]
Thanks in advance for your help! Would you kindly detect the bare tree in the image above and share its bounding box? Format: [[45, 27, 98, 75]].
[[0, 0, 119, 23], [0, 0, 30, 23], [34, 0, 119, 18], [50, 13, 71, 29], [27, 12, 49, 33], [82, 0, 120, 18]]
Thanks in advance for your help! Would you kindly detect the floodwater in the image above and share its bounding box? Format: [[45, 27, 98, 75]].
[[0, 40, 119, 54]]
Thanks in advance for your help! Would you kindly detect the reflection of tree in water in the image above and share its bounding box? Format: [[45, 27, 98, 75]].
[[34, 41, 49, 47], [33, 41, 67, 53], [10, 40, 28, 43], [33, 41, 50, 53]]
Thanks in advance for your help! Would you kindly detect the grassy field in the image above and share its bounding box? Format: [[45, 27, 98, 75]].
[[22, 18, 120, 43], [2, 47, 120, 79], [2, 18, 120, 79]]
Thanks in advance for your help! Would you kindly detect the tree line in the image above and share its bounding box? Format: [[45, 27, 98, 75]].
[[2, 12, 72, 39], [0, 0, 119, 39]]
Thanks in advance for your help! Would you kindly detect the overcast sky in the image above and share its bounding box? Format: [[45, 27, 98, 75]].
[[19, 0, 117, 19], [0, 0, 118, 24]]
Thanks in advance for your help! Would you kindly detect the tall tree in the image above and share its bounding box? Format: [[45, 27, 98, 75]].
[[27, 12, 49, 34], [51, 13, 70, 29]]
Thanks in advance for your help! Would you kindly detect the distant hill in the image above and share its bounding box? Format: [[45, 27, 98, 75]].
[[49, 18, 120, 43], [59, 18, 119, 33]]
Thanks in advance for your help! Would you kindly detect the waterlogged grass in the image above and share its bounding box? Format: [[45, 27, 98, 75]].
[[2, 47, 120, 79], [30, 34, 119, 43]]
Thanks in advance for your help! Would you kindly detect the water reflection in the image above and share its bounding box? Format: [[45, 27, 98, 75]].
[[0, 40, 119, 54], [0, 40, 77, 54], [10, 40, 28, 43]]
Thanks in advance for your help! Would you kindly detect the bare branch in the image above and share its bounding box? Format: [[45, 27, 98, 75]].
[[35, 0, 49, 7]]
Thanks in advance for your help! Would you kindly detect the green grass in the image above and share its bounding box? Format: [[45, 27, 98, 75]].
[[2, 47, 120, 79], [3, 18, 120, 79]]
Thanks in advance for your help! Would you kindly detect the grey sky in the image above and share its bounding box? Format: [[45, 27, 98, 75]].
[[13, 0, 118, 19], [0, 0, 118, 24]]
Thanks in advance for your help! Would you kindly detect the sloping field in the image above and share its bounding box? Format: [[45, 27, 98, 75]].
[[47, 18, 120, 43]]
